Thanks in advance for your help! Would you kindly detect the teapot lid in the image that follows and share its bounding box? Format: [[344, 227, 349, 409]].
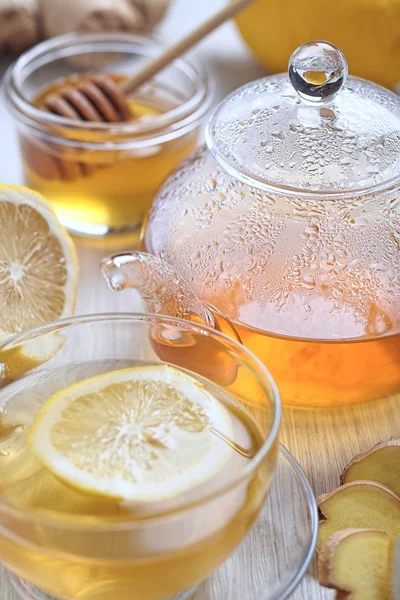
[[206, 41, 400, 196]]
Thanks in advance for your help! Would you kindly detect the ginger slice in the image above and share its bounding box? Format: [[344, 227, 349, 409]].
[[317, 481, 400, 549], [318, 529, 392, 600], [341, 439, 400, 497]]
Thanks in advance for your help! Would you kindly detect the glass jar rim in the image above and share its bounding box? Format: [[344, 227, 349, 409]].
[[0, 312, 281, 530], [5, 32, 214, 148]]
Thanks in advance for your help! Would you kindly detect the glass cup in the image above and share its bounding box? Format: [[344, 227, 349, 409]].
[[0, 314, 281, 600], [5, 33, 213, 239]]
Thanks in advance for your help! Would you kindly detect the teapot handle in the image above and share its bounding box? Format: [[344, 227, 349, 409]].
[[101, 251, 216, 327]]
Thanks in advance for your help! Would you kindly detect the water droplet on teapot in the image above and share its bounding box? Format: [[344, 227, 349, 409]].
[[388, 196, 400, 211], [288, 41, 348, 105], [271, 130, 285, 140], [320, 259, 336, 271], [261, 143, 274, 153], [304, 223, 319, 235], [300, 274, 316, 289], [207, 177, 216, 190], [336, 257, 348, 268], [391, 231, 400, 250], [349, 215, 369, 227], [366, 303, 393, 336]]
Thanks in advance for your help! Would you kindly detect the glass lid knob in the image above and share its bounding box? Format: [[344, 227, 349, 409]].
[[289, 40, 348, 105]]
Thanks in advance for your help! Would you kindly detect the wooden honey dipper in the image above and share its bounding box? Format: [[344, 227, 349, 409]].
[[44, 0, 256, 123]]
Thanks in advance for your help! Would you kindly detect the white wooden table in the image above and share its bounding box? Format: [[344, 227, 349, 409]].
[[1, 2, 399, 598]]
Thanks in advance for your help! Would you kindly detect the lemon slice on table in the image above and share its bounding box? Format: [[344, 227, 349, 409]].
[[28, 365, 233, 502], [0, 185, 77, 377]]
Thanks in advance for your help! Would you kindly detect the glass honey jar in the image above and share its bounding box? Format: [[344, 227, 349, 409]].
[[5, 33, 212, 239]]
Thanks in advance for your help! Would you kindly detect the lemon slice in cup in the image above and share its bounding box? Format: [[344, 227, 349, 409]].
[[28, 366, 233, 502]]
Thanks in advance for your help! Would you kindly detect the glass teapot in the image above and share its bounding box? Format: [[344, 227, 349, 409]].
[[102, 41, 400, 408]]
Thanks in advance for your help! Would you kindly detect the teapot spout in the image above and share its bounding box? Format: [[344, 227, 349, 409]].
[[101, 252, 215, 328], [101, 251, 243, 387]]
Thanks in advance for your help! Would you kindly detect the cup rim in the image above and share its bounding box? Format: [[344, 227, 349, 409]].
[[5, 32, 214, 148], [0, 312, 281, 530]]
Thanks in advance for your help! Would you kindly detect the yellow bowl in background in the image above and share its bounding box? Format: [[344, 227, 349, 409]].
[[235, 0, 400, 89]]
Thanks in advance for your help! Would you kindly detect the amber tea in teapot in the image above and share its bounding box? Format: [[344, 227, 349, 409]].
[[109, 42, 400, 407]]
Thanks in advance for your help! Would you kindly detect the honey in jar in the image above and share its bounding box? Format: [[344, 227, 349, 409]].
[[20, 75, 198, 237]]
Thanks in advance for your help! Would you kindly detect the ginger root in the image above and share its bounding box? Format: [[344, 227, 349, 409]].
[[319, 529, 395, 600], [134, 0, 171, 28], [318, 439, 400, 598], [39, 0, 171, 39], [0, 0, 171, 55], [317, 481, 400, 549], [341, 439, 400, 498], [0, 0, 40, 53]]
